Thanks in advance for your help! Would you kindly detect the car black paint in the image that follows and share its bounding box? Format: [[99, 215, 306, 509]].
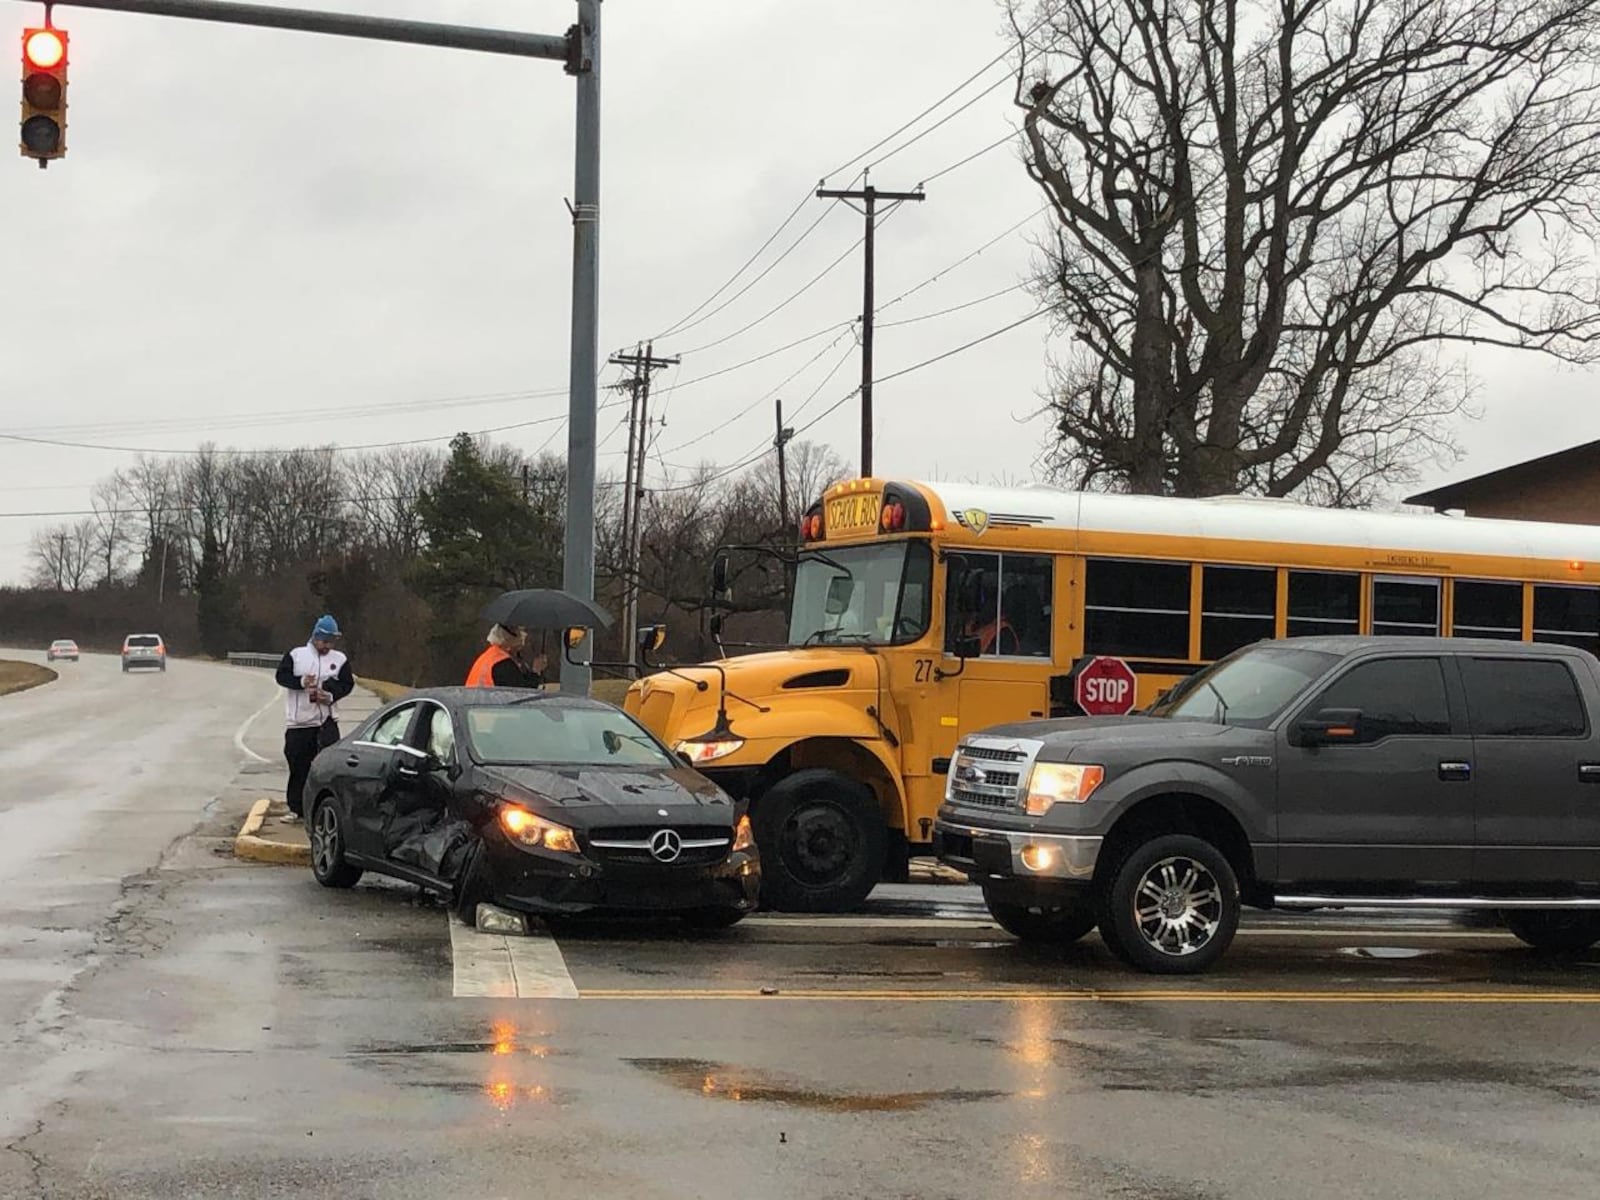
[[304, 687, 759, 921]]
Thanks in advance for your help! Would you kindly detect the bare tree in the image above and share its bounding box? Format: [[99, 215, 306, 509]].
[[90, 474, 135, 587], [29, 520, 95, 591], [1012, 0, 1600, 502]]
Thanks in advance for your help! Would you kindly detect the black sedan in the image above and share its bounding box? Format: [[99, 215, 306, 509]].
[[303, 687, 760, 928]]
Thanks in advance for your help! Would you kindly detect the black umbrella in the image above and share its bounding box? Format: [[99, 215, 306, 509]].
[[480, 589, 613, 631]]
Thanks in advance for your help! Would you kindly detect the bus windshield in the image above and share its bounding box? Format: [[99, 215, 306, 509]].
[[788, 542, 932, 647]]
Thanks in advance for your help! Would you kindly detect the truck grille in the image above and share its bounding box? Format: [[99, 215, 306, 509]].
[[949, 786, 1014, 810], [946, 735, 1045, 811]]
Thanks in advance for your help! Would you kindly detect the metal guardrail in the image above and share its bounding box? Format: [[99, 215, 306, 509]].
[[227, 652, 281, 669]]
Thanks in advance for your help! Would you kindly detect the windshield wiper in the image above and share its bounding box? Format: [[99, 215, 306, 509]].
[[1204, 680, 1231, 724]]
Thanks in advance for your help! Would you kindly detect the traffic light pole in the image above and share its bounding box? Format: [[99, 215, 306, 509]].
[[14, 0, 607, 694]]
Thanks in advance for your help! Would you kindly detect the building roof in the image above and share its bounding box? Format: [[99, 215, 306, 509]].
[[1403, 439, 1600, 511]]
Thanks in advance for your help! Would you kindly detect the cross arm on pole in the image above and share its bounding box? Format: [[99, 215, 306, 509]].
[[8, 0, 574, 60]]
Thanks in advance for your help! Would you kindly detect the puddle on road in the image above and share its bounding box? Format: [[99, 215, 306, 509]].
[[627, 1057, 1002, 1111], [353, 1041, 564, 1058], [1339, 946, 1433, 959]]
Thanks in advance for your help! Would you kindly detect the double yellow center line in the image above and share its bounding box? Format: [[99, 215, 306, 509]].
[[574, 986, 1600, 1004]]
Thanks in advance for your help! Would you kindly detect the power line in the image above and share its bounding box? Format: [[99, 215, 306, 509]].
[[864, 74, 1012, 175], [878, 281, 1028, 328], [0, 400, 630, 458], [919, 127, 1020, 186]]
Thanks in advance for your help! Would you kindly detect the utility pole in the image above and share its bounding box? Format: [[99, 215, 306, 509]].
[[774, 398, 794, 534], [816, 177, 925, 477], [607, 340, 678, 663]]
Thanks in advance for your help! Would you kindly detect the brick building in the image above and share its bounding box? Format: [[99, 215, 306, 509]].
[[1405, 439, 1600, 524]]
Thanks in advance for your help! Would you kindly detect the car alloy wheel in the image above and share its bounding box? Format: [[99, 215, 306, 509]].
[[1131, 854, 1224, 958], [310, 800, 362, 889]]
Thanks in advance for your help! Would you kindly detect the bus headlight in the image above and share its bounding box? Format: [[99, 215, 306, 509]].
[[676, 738, 745, 765], [1023, 763, 1105, 816]]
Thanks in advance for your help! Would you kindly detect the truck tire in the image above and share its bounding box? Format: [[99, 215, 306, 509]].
[[753, 768, 886, 913], [1097, 833, 1240, 975], [1502, 910, 1600, 953], [983, 888, 1097, 944]]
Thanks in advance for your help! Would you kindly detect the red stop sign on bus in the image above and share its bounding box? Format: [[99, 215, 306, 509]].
[[1074, 656, 1137, 716]]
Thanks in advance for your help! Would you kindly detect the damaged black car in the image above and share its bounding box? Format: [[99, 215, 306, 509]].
[[303, 688, 761, 928]]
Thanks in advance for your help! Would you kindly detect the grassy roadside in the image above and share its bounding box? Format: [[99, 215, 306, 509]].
[[0, 660, 57, 696]]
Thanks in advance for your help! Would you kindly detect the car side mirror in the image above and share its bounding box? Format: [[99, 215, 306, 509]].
[[422, 752, 447, 774], [1297, 708, 1362, 746]]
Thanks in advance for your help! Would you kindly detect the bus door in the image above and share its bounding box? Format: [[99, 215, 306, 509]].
[[941, 550, 1055, 739]]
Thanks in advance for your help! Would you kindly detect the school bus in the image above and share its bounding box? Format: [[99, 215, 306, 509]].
[[624, 477, 1600, 912]]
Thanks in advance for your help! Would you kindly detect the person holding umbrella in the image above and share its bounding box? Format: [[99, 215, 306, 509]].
[[466, 623, 549, 689], [469, 588, 614, 689]]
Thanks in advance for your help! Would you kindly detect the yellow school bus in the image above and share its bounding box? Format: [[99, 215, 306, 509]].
[[625, 477, 1600, 911]]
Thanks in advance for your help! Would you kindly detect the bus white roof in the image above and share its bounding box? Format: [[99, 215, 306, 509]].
[[910, 481, 1600, 563]]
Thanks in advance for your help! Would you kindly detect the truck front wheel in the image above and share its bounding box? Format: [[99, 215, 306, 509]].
[[753, 768, 886, 913], [1097, 833, 1240, 974]]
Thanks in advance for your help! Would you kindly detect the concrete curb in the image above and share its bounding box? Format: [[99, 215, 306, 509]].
[[233, 798, 311, 867]]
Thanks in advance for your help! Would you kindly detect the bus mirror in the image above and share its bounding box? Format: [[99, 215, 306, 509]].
[[824, 576, 853, 616], [638, 624, 667, 658], [711, 553, 730, 598], [562, 627, 585, 652], [709, 613, 724, 637], [954, 635, 981, 660]]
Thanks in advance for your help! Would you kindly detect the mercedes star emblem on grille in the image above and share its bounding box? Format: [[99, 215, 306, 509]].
[[648, 829, 683, 863]]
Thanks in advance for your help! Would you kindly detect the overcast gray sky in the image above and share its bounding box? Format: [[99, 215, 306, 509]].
[[1, 0, 1596, 585]]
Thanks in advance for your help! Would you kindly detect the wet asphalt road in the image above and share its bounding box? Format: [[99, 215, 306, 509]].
[[3, 656, 1600, 1199]]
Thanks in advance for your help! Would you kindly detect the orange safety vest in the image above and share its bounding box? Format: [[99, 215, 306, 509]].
[[466, 645, 512, 687]]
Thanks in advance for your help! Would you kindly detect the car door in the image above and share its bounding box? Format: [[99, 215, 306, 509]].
[[1274, 654, 1473, 883], [378, 702, 457, 868], [1462, 653, 1600, 884], [342, 703, 420, 859]]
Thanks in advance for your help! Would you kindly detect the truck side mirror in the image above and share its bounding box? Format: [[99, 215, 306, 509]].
[[1297, 708, 1362, 746]]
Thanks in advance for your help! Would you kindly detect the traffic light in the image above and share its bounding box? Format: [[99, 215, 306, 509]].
[[20, 26, 67, 165]]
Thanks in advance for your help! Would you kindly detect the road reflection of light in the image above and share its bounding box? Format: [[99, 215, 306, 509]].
[[1015, 1132, 1049, 1185], [484, 1079, 517, 1112], [1014, 997, 1053, 1070], [491, 1018, 517, 1057], [480, 1019, 557, 1113]]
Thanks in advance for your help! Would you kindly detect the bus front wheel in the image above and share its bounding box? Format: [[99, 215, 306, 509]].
[[753, 768, 886, 913]]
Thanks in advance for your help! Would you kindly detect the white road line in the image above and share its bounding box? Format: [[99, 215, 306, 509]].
[[231, 688, 279, 765], [448, 916, 579, 999]]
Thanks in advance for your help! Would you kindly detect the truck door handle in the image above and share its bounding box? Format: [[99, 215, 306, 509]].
[[1579, 763, 1600, 784], [1438, 761, 1472, 782]]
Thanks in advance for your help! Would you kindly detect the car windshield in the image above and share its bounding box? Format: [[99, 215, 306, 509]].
[[786, 541, 932, 646], [127, 636, 159, 648], [1148, 645, 1339, 727], [464, 704, 674, 767]]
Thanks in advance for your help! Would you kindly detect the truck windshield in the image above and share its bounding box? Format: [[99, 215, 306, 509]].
[[787, 542, 932, 647], [1148, 645, 1338, 727]]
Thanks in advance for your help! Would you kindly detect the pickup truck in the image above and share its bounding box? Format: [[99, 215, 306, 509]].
[[933, 636, 1600, 974]]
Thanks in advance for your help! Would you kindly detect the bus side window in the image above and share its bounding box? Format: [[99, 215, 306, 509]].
[[999, 555, 1053, 658]]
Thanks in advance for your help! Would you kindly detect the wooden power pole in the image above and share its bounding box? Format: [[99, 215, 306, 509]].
[[607, 341, 679, 661]]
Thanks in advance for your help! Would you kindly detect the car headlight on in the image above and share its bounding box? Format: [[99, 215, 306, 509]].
[[675, 737, 745, 765], [1022, 763, 1105, 816], [499, 806, 580, 854], [732, 814, 755, 852]]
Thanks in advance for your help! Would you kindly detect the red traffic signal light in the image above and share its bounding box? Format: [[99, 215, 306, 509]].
[[24, 29, 64, 69], [20, 26, 68, 165]]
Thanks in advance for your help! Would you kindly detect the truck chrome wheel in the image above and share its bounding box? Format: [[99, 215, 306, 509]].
[[1132, 855, 1223, 956]]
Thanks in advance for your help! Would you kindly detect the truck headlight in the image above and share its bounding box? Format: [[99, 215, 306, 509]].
[[500, 806, 580, 854], [675, 737, 745, 765], [1023, 763, 1105, 816]]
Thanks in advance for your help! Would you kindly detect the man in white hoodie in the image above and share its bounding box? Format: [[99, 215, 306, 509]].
[[273, 614, 355, 820]]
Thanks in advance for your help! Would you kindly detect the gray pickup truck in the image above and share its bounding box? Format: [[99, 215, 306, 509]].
[[934, 636, 1600, 974]]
